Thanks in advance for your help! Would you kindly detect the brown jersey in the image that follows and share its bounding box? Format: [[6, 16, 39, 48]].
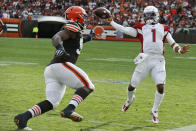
[[49, 22, 83, 65]]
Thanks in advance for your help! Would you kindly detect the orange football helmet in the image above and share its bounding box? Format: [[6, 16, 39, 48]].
[[65, 6, 87, 29]]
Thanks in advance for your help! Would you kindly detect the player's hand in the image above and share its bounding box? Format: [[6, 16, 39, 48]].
[[55, 49, 71, 58], [89, 29, 95, 39], [102, 14, 113, 24], [83, 30, 95, 43], [55, 49, 65, 56], [180, 45, 190, 54], [55, 44, 70, 57]]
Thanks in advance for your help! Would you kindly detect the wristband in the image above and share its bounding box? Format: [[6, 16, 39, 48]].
[[178, 47, 182, 54], [173, 43, 180, 51]]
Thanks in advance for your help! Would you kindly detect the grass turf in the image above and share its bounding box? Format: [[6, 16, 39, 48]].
[[0, 37, 196, 131]]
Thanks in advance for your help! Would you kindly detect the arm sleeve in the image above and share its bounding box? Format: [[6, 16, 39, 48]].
[[83, 35, 92, 43], [110, 21, 137, 37], [166, 32, 176, 45]]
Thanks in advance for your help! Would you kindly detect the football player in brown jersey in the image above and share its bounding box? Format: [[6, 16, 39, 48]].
[[14, 6, 95, 130]]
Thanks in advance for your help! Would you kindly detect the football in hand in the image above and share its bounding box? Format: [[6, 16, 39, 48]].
[[94, 7, 111, 19]]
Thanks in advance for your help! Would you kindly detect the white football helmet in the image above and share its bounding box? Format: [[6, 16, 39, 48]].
[[143, 6, 159, 24]]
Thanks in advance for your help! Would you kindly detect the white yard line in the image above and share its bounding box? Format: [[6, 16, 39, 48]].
[[0, 64, 10, 66], [166, 125, 196, 131], [0, 61, 38, 65], [92, 79, 129, 85], [85, 58, 133, 62], [173, 56, 196, 60]]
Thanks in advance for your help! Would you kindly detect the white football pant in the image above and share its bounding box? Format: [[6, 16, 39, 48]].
[[131, 54, 166, 87], [44, 62, 94, 108]]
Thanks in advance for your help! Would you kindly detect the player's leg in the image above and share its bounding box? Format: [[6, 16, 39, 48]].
[[61, 86, 93, 122], [122, 84, 136, 112], [59, 62, 95, 122], [152, 84, 164, 111], [14, 65, 65, 129], [151, 59, 166, 124], [122, 63, 149, 112], [14, 82, 64, 129]]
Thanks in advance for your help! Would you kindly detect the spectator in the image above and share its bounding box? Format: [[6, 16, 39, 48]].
[[0, 0, 195, 29]]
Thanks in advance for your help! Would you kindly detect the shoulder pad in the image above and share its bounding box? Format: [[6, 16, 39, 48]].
[[134, 23, 145, 29], [64, 21, 82, 32], [161, 24, 170, 32]]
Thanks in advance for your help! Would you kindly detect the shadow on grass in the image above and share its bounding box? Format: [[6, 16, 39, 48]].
[[80, 122, 112, 131], [80, 122, 155, 131], [123, 125, 155, 131]]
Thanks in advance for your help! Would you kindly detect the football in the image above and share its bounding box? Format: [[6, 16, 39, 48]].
[[93, 7, 111, 19]]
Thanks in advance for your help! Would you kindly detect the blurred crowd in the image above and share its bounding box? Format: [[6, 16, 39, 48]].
[[0, 0, 195, 32]]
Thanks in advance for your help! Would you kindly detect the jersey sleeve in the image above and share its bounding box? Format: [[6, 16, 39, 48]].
[[134, 23, 145, 30], [166, 32, 175, 45], [163, 24, 171, 32], [161, 24, 172, 44], [134, 23, 145, 42], [110, 21, 137, 37]]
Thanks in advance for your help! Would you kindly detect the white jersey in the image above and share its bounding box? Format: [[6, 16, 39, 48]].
[[110, 21, 175, 55], [110, 21, 176, 86], [135, 23, 170, 55]]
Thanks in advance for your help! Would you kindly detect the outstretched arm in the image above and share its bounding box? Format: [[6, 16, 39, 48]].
[[103, 16, 137, 37], [83, 29, 95, 43], [166, 32, 190, 54]]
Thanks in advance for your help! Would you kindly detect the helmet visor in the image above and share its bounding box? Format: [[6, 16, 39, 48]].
[[144, 12, 156, 19]]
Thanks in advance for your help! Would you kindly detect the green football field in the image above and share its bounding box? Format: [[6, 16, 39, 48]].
[[0, 37, 196, 131]]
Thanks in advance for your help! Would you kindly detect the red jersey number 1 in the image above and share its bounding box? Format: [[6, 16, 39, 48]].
[[151, 29, 156, 42]]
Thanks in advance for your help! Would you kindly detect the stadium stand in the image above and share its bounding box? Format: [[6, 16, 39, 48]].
[[0, 0, 195, 30], [0, 0, 195, 42]]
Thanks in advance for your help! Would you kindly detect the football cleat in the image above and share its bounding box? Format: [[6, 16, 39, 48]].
[[122, 95, 135, 112], [61, 111, 83, 122], [150, 110, 159, 124], [14, 113, 32, 130]]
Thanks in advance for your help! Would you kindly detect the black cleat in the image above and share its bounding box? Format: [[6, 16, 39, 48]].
[[14, 113, 32, 130]]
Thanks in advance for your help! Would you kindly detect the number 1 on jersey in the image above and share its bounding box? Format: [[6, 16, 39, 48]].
[[151, 29, 156, 42]]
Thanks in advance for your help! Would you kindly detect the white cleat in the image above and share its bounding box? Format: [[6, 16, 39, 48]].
[[69, 112, 83, 122], [23, 127, 32, 130], [61, 111, 83, 122], [122, 95, 135, 112], [150, 110, 159, 124]]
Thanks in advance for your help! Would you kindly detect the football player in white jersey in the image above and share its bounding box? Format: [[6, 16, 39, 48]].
[[104, 6, 189, 124]]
